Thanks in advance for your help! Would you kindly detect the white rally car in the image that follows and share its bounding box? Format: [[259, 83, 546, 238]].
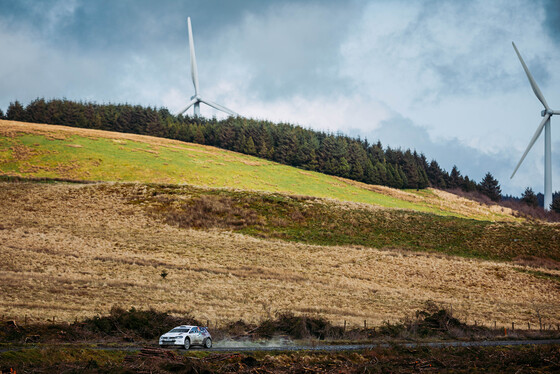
[[159, 325, 212, 349]]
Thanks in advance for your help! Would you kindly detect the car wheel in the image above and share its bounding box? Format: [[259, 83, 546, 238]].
[[204, 338, 212, 349], [184, 338, 191, 350]]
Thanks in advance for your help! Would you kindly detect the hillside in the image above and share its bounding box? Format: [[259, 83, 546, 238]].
[[1, 119, 559, 328], [1, 120, 514, 221], [4, 98, 477, 192], [1, 182, 559, 327]]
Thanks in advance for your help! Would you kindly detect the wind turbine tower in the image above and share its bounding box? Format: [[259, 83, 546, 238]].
[[177, 17, 237, 117], [510, 42, 559, 210]]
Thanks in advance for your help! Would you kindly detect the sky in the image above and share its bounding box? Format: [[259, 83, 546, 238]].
[[1, 0, 560, 196]]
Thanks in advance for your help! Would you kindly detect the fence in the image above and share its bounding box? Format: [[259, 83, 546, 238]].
[[2, 314, 559, 334]]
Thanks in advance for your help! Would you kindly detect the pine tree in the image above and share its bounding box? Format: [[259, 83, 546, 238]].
[[244, 136, 256, 155], [551, 197, 560, 213], [6, 101, 25, 121], [0, 108, 4, 119], [258, 142, 269, 159], [448, 166, 461, 189], [479, 172, 502, 202], [521, 187, 538, 207], [193, 126, 205, 144]]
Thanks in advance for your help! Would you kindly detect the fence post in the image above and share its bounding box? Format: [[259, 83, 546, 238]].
[[364, 320, 367, 329], [504, 327, 507, 336], [343, 320, 346, 332], [528, 322, 530, 330], [494, 321, 496, 329], [512, 322, 515, 331], [206, 320, 209, 328]]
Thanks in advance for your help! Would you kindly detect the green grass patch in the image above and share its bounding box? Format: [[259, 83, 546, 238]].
[[513, 268, 560, 284], [0, 129, 514, 221], [134, 184, 560, 262], [0, 347, 126, 371]]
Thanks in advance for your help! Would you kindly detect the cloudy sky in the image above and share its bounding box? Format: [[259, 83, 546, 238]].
[[1, 0, 560, 196]]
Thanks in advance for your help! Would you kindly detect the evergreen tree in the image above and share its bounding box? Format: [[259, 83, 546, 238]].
[[551, 197, 560, 213], [258, 142, 270, 159], [521, 187, 538, 207], [339, 157, 351, 178], [244, 136, 257, 155], [374, 163, 387, 185], [397, 166, 408, 189], [6, 101, 25, 121], [479, 172, 502, 202], [0, 108, 4, 119], [427, 160, 446, 188], [193, 126, 205, 144], [461, 176, 478, 192], [448, 166, 461, 189]]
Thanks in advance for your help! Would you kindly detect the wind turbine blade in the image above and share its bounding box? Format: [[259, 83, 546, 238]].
[[199, 98, 237, 116], [512, 42, 549, 110], [511, 113, 551, 178], [176, 98, 198, 116], [188, 17, 200, 96]]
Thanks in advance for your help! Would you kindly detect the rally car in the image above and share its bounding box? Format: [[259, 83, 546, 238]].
[[159, 325, 212, 349]]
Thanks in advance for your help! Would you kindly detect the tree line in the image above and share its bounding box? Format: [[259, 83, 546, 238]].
[[2, 98, 502, 197]]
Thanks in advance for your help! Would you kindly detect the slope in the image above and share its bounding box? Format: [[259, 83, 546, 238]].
[[1, 182, 558, 326], [0, 120, 515, 221]]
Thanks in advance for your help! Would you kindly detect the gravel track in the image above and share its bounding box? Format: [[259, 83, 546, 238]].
[[2, 339, 559, 354], [205, 339, 560, 352]]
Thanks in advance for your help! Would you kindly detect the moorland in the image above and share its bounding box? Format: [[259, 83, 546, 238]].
[[1, 119, 559, 329]]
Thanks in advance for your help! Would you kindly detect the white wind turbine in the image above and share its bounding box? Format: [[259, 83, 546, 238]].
[[177, 17, 237, 117], [511, 42, 559, 210]]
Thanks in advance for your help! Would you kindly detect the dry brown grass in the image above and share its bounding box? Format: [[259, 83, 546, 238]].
[[343, 178, 519, 221], [0, 181, 559, 329]]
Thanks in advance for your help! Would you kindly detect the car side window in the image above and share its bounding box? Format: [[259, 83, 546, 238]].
[[189, 327, 198, 333]]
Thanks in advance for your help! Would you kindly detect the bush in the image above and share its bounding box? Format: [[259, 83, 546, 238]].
[[254, 312, 343, 340], [82, 306, 199, 339]]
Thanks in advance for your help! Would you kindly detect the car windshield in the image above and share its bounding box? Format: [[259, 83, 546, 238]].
[[170, 328, 190, 333]]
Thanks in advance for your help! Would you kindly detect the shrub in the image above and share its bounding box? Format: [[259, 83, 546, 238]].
[[254, 312, 343, 340], [82, 306, 199, 339]]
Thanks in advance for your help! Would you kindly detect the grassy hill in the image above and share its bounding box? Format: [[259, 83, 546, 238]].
[[0, 120, 516, 221], [1, 181, 559, 327], [1, 119, 559, 328]]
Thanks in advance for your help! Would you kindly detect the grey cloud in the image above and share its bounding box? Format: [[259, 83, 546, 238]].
[[206, 1, 364, 100], [543, 0, 560, 44], [358, 0, 553, 102]]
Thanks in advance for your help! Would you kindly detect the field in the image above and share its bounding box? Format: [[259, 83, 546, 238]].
[[0, 119, 517, 221], [1, 182, 559, 328]]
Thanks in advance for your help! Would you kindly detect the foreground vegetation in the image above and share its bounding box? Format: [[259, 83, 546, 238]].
[[7, 304, 548, 345], [1, 307, 559, 373], [3, 344, 559, 373], [1, 181, 559, 327]]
